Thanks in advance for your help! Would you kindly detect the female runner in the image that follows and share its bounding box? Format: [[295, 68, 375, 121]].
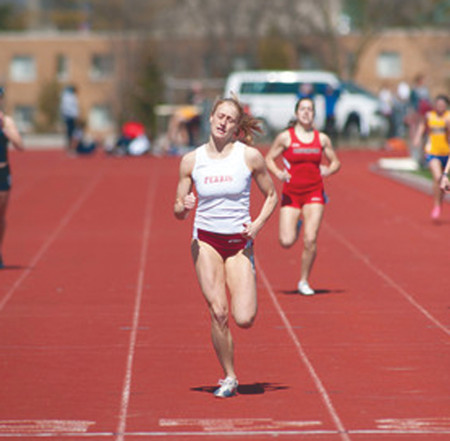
[[174, 96, 277, 398], [265, 97, 340, 295], [0, 87, 25, 268], [413, 94, 450, 219]]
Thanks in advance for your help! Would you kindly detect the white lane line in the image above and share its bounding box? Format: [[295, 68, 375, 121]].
[[256, 259, 351, 441], [323, 222, 450, 338], [160, 418, 322, 431], [115, 176, 156, 441], [0, 420, 94, 433], [0, 172, 104, 313]]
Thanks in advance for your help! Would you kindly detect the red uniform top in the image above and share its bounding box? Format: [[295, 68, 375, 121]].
[[282, 127, 323, 195]]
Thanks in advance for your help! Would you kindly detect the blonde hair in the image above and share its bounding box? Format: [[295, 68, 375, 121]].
[[210, 95, 262, 145]]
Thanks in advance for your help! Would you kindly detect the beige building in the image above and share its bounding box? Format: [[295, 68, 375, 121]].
[[0, 31, 138, 135], [0, 29, 448, 136], [349, 29, 450, 98]]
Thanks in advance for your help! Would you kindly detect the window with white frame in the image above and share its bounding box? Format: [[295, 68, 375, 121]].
[[90, 54, 114, 80], [10, 55, 36, 82], [376, 51, 402, 78], [88, 104, 114, 130], [14, 105, 35, 132], [56, 54, 69, 81]]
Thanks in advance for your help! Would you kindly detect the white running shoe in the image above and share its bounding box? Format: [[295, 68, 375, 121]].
[[213, 376, 238, 398], [298, 280, 315, 296]]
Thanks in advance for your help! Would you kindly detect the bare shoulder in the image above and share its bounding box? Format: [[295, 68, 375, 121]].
[[243, 144, 265, 171], [319, 131, 332, 148], [275, 128, 291, 146], [179, 149, 196, 175]]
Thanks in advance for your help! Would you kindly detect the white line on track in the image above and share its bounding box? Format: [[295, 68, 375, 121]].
[[0, 172, 104, 313], [323, 222, 450, 338], [115, 176, 157, 441], [2, 429, 450, 437], [256, 258, 352, 441]]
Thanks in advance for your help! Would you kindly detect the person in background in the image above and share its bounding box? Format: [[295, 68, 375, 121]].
[[60, 85, 79, 152], [0, 86, 25, 268], [69, 119, 100, 156], [265, 97, 340, 295], [378, 83, 395, 139], [324, 84, 340, 145], [174, 96, 277, 398], [413, 94, 450, 220]]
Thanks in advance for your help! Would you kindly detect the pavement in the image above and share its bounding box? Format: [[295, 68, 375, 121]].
[[372, 155, 450, 202], [23, 133, 65, 150]]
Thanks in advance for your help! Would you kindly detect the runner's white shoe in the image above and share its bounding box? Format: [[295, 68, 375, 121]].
[[213, 377, 238, 398], [298, 280, 315, 296]]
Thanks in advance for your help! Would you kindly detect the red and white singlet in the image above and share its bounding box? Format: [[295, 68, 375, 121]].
[[192, 141, 251, 236], [282, 126, 324, 196]]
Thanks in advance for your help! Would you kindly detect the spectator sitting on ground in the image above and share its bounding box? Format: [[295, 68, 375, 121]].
[[69, 119, 100, 156], [107, 121, 151, 156]]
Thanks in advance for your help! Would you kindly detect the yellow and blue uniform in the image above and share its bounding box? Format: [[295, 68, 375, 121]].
[[425, 110, 450, 168]]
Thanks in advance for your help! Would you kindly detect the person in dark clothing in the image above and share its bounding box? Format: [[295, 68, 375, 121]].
[[0, 87, 25, 268]]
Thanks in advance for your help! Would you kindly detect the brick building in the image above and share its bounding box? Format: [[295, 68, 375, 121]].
[[0, 29, 448, 136]]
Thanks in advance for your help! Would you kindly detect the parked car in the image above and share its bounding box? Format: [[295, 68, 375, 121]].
[[224, 70, 387, 138]]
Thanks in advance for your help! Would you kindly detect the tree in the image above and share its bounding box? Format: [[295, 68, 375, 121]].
[[0, 3, 26, 30], [36, 79, 61, 132]]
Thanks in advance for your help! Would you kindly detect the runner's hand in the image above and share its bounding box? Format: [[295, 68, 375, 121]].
[[184, 192, 196, 211], [242, 222, 258, 240]]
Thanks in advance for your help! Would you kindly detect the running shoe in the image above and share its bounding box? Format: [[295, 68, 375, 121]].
[[298, 280, 315, 296], [213, 377, 238, 398], [431, 205, 441, 220]]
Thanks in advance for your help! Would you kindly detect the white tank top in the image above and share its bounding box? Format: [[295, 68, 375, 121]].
[[192, 141, 252, 235]]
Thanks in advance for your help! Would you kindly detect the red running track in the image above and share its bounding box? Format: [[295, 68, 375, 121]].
[[0, 149, 449, 440]]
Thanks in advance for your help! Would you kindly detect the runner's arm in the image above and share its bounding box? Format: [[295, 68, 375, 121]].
[[174, 152, 196, 220]]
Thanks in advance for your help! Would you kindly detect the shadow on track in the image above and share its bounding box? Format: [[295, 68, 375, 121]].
[[280, 288, 346, 296], [191, 382, 289, 395]]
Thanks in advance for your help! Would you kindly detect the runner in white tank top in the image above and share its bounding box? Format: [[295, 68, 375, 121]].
[[174, 97, 277, 398], [192, 141, 251, 236]]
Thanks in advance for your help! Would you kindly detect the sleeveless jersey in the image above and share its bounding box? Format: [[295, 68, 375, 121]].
[[282, 127, 323, 195], [425, 110, 450, 156], [192, 141, 251, 235], [0, 127, 8, 163]]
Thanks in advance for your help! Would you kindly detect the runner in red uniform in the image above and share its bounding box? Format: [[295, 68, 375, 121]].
[[266, 97, 341, 295]]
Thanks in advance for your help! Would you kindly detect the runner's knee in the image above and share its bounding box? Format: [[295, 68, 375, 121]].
[[234, 311, 255, 329], [211, 304, 229, 329], [279, 233, 296, 248]]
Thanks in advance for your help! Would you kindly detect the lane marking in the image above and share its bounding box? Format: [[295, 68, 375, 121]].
[[323, 222, 450, 338], [160, 418, 322, 431], [2, 428, 450, 437], [0, 420, 94, 434], [0, 172, 104, 313], [256, 259, 351, 441], [376, 417, 450, 432], [115, 174, 157, 441]]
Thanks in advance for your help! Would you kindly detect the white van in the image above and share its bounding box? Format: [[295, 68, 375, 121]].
[[224, 70, 386, 137]]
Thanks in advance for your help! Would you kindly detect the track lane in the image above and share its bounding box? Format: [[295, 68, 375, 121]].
[[0, 150, 448, 440]]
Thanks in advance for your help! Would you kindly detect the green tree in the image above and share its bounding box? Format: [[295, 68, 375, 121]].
[[258, 28, 292, 70], [0, 4, 26, 30], [36, 79, 61, 133], [125, 49, 164, 136]]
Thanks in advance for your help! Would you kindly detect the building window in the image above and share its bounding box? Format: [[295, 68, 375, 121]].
[[376, 51, 402, 78], [56, 54, 69, 81], [89, 104, 114, 130], [14, 105, 35, 132], [10, 55, 36, 82], [90, 54, 114, 80]]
